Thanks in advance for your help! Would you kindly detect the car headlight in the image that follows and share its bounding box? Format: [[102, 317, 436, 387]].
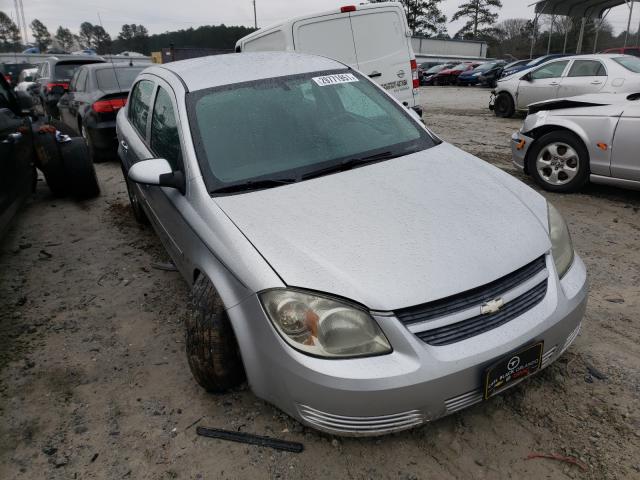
[[259, 289, 392, 358], [548, 203, 574, 278]]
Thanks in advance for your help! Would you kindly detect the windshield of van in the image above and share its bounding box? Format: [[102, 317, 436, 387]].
[[188, 70, 435, 194], [613, 56, 640, 73]]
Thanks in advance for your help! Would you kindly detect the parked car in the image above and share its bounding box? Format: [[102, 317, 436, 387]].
[[491, 54, 640, 117], [32, 56, 105, 118], [457, 60, 506, 86], [418, 61, 445, 79], [117, 51, 587, 436], [479, 59, 528, 88], [512, 92, 640, 192], [602, 46, 640, 57], [431, 62, 481, 86], [0, 62, 37, 87], [117, 51, 145, 57], [235, 3, 422, 115], [72, 49, 98, 56], [58, 63, 146, 162], [0, 73, 37, 237], [420, 63, 454, 85], [501, 54, 567, 78]]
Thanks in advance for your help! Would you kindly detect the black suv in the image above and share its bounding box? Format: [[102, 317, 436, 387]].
[[33, 56, 105, 118]]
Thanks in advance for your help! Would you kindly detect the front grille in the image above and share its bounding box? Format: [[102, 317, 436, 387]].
[[416, 281, 548, 346], [297, 404, 424, 436], [396, 256, 547, 327]]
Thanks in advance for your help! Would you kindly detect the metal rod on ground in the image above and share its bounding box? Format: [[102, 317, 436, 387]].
[[547, 15, 554, 54], [576, 17, 586, 54]]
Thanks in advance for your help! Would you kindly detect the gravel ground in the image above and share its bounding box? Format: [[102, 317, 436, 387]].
[[1, 86, 639, 480]]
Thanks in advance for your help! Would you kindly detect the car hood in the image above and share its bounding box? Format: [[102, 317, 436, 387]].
[[215, 143, 551, 311]]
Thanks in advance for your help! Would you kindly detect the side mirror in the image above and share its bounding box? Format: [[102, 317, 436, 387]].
[[523, 72, 533, 82], [128, 158, 185, 193]]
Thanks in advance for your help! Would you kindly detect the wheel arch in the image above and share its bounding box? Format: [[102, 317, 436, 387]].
[[523, 123, 591, 175]]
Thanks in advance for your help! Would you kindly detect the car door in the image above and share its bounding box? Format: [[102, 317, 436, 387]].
[[66, 68, 88, 134], [59, 69, 79, 130], [516, 60, 570, 109], [0, 76, 34, 236], [558, 59, 608, 98], [610, 103, 640, 181]]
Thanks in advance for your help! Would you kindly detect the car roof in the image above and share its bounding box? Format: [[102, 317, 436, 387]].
[[154, 52, 348, 92], [80, 62, 148, 71]]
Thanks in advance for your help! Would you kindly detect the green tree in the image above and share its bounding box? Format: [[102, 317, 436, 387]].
[[30, 19, 51, 51], [0, 11, 21, 52], [370, 0, 447, 36], [55, 26, 75, 51], [117, 24, 149, 53], [79, 21, 94, 48], [451, 0, 502, 39], [92, 25, 111, 53]]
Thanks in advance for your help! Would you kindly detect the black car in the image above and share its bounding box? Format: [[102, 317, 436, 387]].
[[0, 62, 36, 88], [33, 56, 105, 118], [0, 74, 36, 237], [58, 63, 146, 162]]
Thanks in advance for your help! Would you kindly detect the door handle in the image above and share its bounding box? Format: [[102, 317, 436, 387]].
[[120, 140, 128, 151], [2, 132, 22, 144], [590, 80, 603, 85], [549, 82, 560, 86], [368, 72, 382, 78]]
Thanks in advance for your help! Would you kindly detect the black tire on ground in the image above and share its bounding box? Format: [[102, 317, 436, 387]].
[[59, 138, 101, 199], [185, 275, 246, 393], [81, 124, 110, 163], [494, 92, 515, 118], [34, 131, 67, 196], [120, 163, 148, 224], [527, 131, 590, 193]]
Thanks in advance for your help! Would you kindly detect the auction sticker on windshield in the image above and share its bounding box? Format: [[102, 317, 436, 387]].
[[312, 73, 359, 86]]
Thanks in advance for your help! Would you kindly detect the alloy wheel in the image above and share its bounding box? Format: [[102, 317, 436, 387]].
[[536, 142, 580, 186]]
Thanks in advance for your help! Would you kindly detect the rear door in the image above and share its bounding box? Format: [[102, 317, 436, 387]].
[[610, 103, 640, 181], [293, 13, 358, 66], [349, 6, 414, 105], [516, 60, 569, 109], [558, 59, 608, 98]]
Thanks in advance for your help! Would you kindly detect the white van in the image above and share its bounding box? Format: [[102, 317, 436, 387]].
[[235, 2, 421, 114]]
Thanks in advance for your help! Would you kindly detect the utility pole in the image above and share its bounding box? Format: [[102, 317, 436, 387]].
[[253, 0, 257, 29]]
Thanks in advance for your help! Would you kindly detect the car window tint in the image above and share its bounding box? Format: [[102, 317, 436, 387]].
[[150, 87, 182, 170], [96, 67, 144, 91], [531, 61, 569, 80], [128, 79, 154, 138], [54, 63, 87, 80], [614, 56, 640, 72], [568, 60, 606, 77]]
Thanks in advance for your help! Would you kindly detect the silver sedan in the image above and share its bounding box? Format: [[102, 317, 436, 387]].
[[512, 92, 640, 192], [116, 52, 587, 436]]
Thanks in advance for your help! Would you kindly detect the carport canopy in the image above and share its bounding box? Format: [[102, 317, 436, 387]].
[[533, 0, 628, 19]]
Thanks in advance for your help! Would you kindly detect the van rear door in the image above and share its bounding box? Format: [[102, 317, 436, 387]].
[[293, 14, 358, 66], [349, 6, 416, 107]]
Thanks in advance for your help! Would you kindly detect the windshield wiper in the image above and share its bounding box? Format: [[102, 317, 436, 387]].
[[211, 178, 296, 195], [301, 151, 400, 181]]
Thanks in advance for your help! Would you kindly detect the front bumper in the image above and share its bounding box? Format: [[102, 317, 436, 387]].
[[511, 131, 534, 171], [228, 254, 587, 436]]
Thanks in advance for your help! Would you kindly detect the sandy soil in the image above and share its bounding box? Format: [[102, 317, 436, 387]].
[[1, 87, 639, 480]]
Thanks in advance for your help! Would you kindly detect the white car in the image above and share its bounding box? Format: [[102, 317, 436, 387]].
[[491, 54, 640, 117]]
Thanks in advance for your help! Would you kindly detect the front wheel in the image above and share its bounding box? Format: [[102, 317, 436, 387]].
[[185, 275, 246, 393], [494, 92, 515, 118], [527, 131, 590, 193]]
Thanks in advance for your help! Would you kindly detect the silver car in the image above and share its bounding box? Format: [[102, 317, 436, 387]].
[[116, 52, 588, 436], [492, 54, 640, 118], [512, 92, 640, 192]]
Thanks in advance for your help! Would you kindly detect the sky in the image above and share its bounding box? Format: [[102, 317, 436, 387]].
[[2, 0, 639, 41]]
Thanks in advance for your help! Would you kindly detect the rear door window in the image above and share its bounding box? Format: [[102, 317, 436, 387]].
[[150, 87, 182, 170], [568, 60, 606, 77], [294, 16, 358, 66], [128, 79, 155, 138]]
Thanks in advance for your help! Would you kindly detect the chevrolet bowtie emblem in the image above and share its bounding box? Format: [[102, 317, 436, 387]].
[[481, 298, 505, 315]]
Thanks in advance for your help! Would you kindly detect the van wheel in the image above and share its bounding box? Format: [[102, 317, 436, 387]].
[[185, 275, 246, 393], [527, 131, 590, 193], [494, 92, 515, 118]]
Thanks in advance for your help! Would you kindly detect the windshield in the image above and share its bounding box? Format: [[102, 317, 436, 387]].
[[614, 56, 640, 73], [96, 67, 144, 91], [474, 62, 495, 72], [188, 70, 434, 193], [452, 63, 470, 70], [426, 65, 446, 73]]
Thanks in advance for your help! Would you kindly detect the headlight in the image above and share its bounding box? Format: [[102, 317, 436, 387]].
[[259, 289, 392, 358], [548, 203, 574, 278]]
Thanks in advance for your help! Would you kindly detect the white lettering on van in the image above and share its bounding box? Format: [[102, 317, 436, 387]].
[[312, 73, 359, 86]]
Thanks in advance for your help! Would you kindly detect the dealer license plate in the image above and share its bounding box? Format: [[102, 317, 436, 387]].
[[484, 342, 544, 400]]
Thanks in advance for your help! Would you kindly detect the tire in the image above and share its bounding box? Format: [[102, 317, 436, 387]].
[[527, 131, 590, 193], [120, 163, 148, 224], [494, 92, 515, 118], [59, 138, 101, 199], [81, 124, 110, 163], [185, 275, 245, 393], [34, 130, 67, 196]]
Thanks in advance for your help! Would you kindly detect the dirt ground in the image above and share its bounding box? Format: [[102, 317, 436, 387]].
[[1, 86, 639, 480]]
